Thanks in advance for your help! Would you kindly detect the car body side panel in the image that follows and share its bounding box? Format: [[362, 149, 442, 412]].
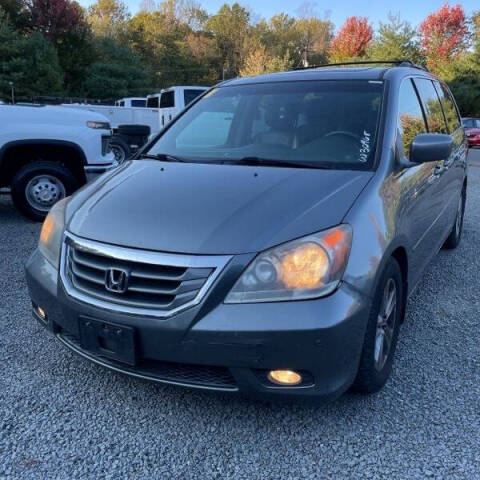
[[342, 71, 467, 299]]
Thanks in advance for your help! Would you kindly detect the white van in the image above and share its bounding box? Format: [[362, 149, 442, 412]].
[[146, 86, 208, 128]]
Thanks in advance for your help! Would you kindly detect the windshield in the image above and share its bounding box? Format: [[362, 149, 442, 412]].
[[147, 80, 384, 169]]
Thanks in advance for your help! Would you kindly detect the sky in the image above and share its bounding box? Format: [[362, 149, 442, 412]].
[[78, 0, 479, 29]]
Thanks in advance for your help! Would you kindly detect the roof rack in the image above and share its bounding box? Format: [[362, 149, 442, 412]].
[[292, 60, 429, 72]]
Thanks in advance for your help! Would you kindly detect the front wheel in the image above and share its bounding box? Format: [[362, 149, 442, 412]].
[[352, 258, 404, 394], [110, 138, 131, 164], [11, 161, 78, 221]]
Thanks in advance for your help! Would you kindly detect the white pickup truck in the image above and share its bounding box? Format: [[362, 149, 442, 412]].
[[61, 86, 208, 162], [0, 103, 116, 221], [115, 97, 147, 107], [64, 86, 208, 132]]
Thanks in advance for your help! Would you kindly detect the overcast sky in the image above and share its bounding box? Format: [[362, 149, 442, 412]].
[[78, 0, 479, 29]]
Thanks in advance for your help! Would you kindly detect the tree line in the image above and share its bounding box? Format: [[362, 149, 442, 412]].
[[0, 0, 479, 115]]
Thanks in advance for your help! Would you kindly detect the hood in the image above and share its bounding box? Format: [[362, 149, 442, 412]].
[[1, 104, 109, 126], [67, 160, 373, 255]]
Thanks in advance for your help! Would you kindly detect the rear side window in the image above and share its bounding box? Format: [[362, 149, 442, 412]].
[[184, 89, 205, 106], [160, 91, 175, 108], [414, 78, 448, 134], [131, 99, 146, 107], [434, 83, 461, 133], [147, 97, 159, 108], [397, 79, 427, 158]]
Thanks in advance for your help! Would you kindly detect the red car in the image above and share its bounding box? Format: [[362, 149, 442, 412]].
[[462, 117, 480, 148]]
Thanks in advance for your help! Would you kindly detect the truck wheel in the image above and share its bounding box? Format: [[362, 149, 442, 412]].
[[351, 258, 404, 394], [11, 161, 78, 222], [110, 138, 131, 164]]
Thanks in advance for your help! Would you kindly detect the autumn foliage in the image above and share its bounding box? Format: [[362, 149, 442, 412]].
[[330, 16, 373, 62], [29, 0, 83, 42], [419, 4, 468, 68]]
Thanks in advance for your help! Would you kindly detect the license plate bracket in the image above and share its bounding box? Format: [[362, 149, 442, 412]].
[[78, 317, 137, 366]]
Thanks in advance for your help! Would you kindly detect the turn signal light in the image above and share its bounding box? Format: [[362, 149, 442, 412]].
[[267, 370, 302, 386]]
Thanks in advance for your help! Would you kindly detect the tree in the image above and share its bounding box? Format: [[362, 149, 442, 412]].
[[22, 31, 63, 95], [28, 0, 94, 94], [83, 36, 150, 98], [160, 0, 207, 31], [419, 4, 468, 70], [295, 17, 333, 66], [259, 13, 297, 60], [330, 16, 373, 62], [87, 0, 130, 39], [0, 8, 25, 100], [0, 9, 63, 100], [0, 0, 29, 30], [472, 11, 480, 54], [240, 35, 292, 77], [368, 13, 423, 64], [29, 0, 83, 42], [206, 3, 250, 77]]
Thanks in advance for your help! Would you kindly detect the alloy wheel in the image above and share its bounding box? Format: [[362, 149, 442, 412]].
[[374, 278, 397, 371]]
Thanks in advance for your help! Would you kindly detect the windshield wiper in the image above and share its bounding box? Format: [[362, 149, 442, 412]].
[[140, 153, 188, 163], [222, 157, 331, 169]]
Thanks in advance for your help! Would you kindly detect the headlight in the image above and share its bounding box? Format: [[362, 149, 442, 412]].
[[38, 198, 68, 268], [87, 121, 110, 130], [225, 225, 352, 303]]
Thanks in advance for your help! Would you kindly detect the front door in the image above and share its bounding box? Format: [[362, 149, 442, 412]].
[[396, 78, 444, 284]]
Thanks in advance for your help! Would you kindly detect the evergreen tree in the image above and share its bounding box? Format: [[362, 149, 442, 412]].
[[368, 14, 423, 64], [83, 36, 151, 98]]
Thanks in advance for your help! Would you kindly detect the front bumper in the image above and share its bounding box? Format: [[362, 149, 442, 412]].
[[25, 248, 371, 401]]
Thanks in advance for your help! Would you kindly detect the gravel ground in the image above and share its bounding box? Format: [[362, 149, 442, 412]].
[[1, 154, 479, 480]]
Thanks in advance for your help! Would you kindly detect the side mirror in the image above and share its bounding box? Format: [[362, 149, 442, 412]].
[[410, 133, 453, 164]]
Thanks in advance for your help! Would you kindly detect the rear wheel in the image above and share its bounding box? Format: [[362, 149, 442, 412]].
[[11, 161, 78, 221], [443, 190, 466, 249], [352, 258, 404, 394]]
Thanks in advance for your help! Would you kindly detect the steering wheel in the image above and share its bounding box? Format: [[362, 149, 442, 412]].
[[323, 131, 361, 142]]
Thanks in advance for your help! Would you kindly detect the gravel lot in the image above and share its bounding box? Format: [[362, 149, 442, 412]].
[[1, 153, 479, 479]]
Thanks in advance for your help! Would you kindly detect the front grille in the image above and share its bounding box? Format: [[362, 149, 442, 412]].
[[62, 234, 231, 318], [58, 331, 237, 390], [101, 135, 111, 155]]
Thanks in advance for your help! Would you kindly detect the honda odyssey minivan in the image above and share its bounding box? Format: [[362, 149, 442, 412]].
[[26, 61, 467, 401]]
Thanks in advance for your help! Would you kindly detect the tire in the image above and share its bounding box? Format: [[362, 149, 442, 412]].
[[443, 189, 466, 250], [110, 138, 131, 164], [352, 258, 404, 394], [117, 124, 151, 136], [11, 161, 78, 222]]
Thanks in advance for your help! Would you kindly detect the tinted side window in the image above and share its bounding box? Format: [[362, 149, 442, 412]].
[[131, 99, 146, 107], [147, 97, 159, 108], [434, 83, 461, 132], [414, 78, 448, 134], [160, 91, 175, 108], [184, 89, 205, 106], [398, 79, 427, 158]]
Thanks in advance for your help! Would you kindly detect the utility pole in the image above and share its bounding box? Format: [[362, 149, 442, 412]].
[[9, 82, 15, 104]]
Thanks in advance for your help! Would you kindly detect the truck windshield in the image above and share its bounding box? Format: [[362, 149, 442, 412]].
[[147, 81, 383, 170]]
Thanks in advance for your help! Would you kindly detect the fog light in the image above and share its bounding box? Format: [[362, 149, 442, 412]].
[[33, 304, 47, 321], [267, 370, 302, 386]]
